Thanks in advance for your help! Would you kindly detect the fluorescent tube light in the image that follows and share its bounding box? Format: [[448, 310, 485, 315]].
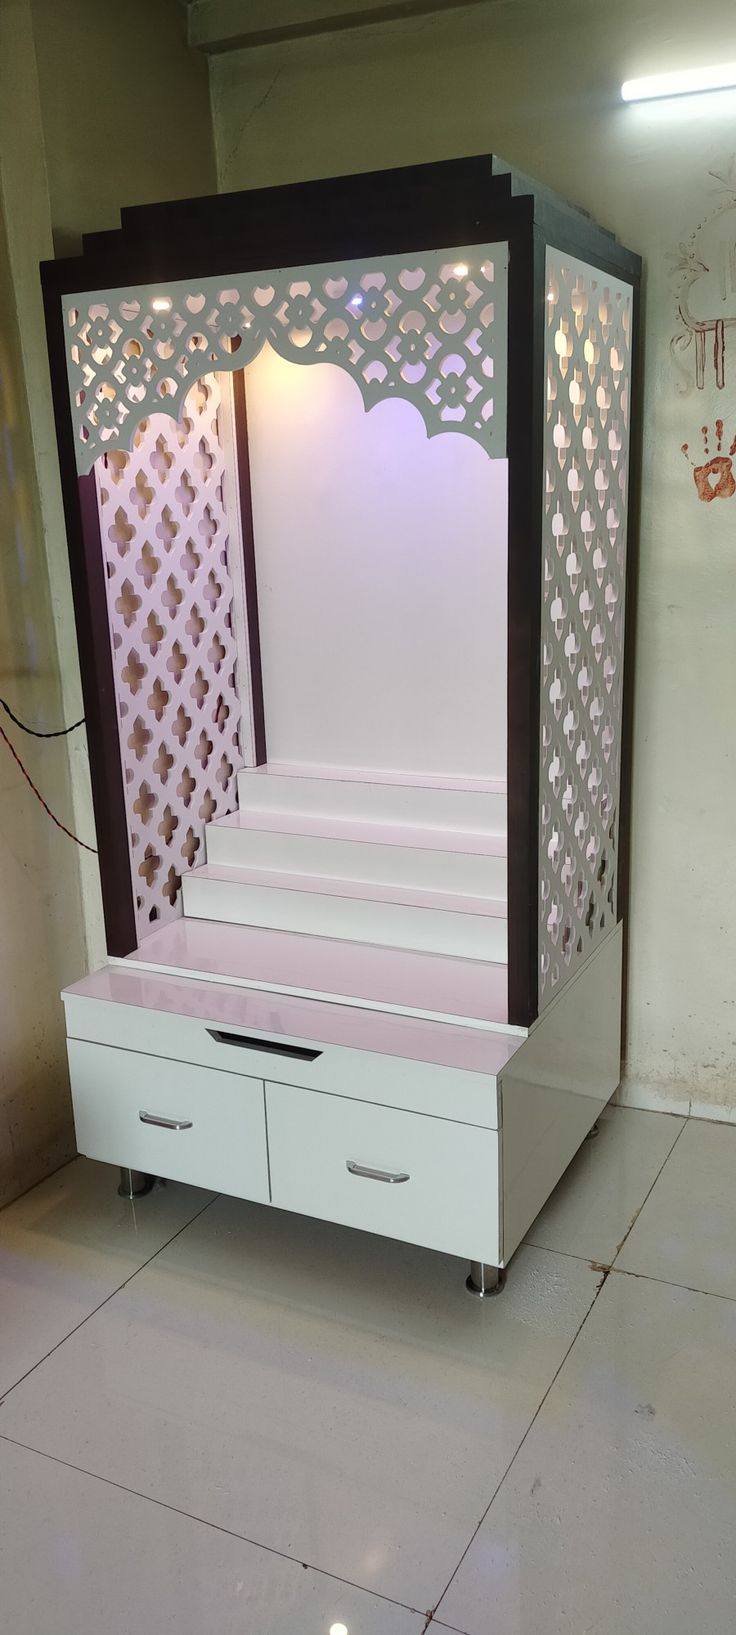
[[622, 63, 736, 101]]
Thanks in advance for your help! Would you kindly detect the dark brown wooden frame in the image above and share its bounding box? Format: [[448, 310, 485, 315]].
[[41, 155, 641, 1025], [231, 369, 267, 766]]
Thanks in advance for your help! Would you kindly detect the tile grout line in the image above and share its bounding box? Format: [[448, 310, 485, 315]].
[[608, 1114, 688, 1271], [423, 1116, 690, 1631], [1, 1114, 695, 1635], [524, 1239, 736, 1304], [0, 1429, 428, 1623], [525, 1110, 687, 1264], [420, 1266, 611, 1631], [524, 1239, 612, 1264], [523, 1239, 596, 1262], [0, 1153, 78, 1214], [0, 1189, 220, 1405], [608, 1263, 736, 1304], [526, 1119, 691, 1276]]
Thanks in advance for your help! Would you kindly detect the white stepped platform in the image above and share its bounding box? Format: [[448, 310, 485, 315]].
[[181, 862, 508, 961], [124, 917, 513, 1029], [237, 763, 506, 835], [206, 810, 507, 898]]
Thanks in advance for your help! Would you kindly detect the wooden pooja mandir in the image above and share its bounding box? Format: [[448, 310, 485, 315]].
[[43, 157, 641, 1293]]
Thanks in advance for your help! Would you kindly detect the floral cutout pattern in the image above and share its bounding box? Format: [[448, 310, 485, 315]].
[[540, 250, 633, 1005], [96, 373, 243, 940], [64, 246, 507, 473]]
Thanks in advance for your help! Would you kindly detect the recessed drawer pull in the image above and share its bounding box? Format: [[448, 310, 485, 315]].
[[346, 1160, 410, 1185], [206, 1029, 322, 1063], [139, 1110, 194, 1131]]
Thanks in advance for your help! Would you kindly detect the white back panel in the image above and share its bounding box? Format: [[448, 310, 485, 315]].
[[245, 349, 508, 783]]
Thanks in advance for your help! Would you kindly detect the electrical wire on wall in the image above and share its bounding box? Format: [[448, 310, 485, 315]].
[[0, 695, 85, 738], [0, 696, 98, 854]]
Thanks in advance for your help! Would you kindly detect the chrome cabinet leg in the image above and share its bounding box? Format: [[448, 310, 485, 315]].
[[117, 1167, 155, 1199], [466, 1261, 505, 1297]]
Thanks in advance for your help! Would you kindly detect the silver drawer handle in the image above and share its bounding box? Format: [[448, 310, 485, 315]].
[[139, 1110, 193, 1131], [346, 1160, 410, 1185]]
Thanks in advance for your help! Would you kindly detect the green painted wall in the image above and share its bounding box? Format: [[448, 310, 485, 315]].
[[0, 0, 216, 1202], [0, 197, 82, 1201]]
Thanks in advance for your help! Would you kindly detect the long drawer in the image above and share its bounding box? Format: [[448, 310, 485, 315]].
[[67, 1039, 270, 1201], [266, 1080, 500, 1262], [64, 991, 500, 1128]]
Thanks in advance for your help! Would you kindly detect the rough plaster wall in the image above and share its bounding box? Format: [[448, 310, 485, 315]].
[[0, 0, 217, 1204], [210, 0, 736, 1114], [0, 201, 81, 1204], [31, 0, 216, 254]]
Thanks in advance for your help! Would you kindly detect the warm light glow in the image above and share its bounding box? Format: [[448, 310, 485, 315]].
[[151, 296, 172, 312], [621, 62, 736, 101], [329, 1625, 349, 1635], [453, 262, 469, 277]]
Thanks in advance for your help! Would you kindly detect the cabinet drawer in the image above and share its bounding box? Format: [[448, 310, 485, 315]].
[[67, 1040, 269, 1201], [64, 989, 499, 1127], [266, 1081, 499, 1262]]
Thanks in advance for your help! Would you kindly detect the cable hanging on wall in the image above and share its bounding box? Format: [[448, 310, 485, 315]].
[[0, 694, 85, 738], [0, 714, 97, 854]]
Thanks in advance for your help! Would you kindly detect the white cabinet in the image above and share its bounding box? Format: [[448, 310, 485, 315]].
[[64, 990, 501, 1126], [266, 1080, 499, 1263], [68, 1039, 269, 1202], [66, 1031, 499, 1262], [50, 158, 637, 1288], [63, 926, 622, 1277]]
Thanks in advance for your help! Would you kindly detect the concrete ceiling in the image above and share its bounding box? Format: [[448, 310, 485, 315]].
[[187, 0, 501, 54]]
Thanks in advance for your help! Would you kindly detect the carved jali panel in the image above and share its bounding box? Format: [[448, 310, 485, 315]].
[[96, 374, 243, 941], [539, 249, 633, 1007], [65, 246, 507, 473]]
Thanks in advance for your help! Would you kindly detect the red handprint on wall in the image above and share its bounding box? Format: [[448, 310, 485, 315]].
[[681, 420, 736, 500]]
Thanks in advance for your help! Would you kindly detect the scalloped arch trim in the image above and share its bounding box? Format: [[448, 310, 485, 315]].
[[64, 244, 508, 474]]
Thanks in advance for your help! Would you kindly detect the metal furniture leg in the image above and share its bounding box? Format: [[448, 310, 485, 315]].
[[466, 1261, 505, 1297], [117, 1167, 155, 1199]]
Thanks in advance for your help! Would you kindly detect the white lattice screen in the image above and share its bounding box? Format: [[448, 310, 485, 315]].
[[64, 246, 508, 474], [539, 249, 633, 1006], [95, 374, 244, 941]]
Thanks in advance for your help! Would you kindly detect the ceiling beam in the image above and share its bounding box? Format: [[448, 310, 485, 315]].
[[188, 0, 497, 54]]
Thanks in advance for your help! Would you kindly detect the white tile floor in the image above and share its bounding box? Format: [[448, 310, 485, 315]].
[[1, 1104, 735, 1634]]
